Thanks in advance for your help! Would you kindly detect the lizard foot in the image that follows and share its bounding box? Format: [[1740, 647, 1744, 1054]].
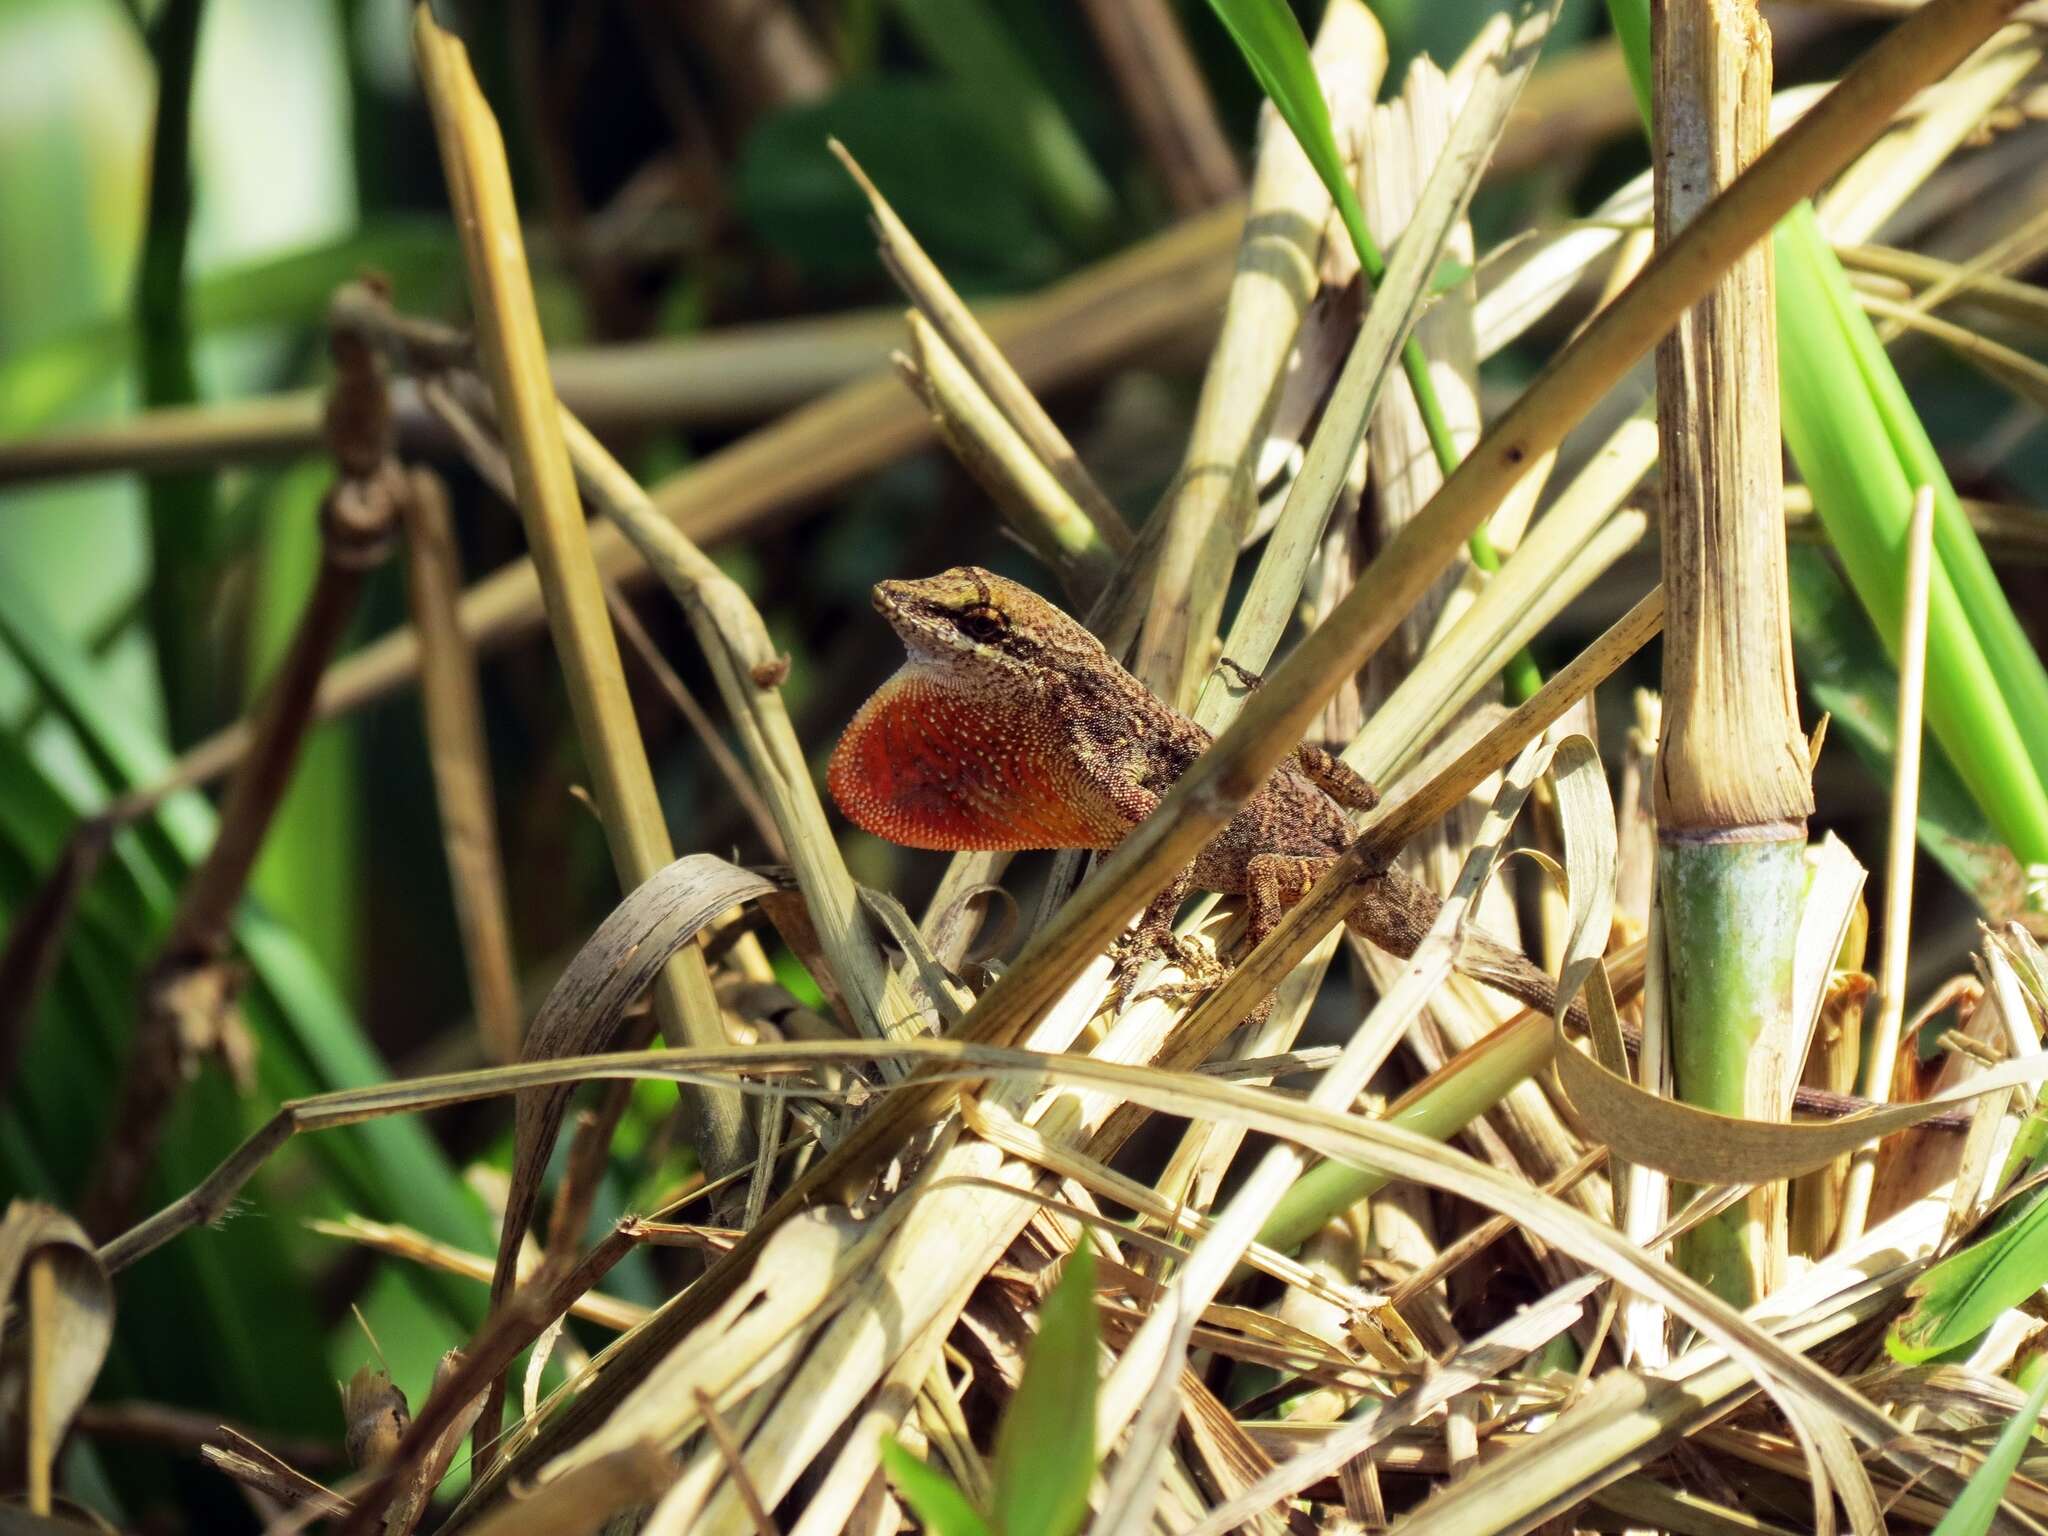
[[1107, 929, 1225, 1012]]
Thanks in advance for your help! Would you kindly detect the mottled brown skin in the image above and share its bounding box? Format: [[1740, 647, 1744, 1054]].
[[828, 568, 1958, 1127], [828, 567, 1542, 1000]]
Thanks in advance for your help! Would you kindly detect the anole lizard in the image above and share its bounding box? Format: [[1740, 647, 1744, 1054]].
[[829, 566, 1949, 1126]]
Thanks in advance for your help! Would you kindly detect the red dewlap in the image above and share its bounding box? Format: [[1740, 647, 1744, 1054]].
[[827, 669, 1114, 852]]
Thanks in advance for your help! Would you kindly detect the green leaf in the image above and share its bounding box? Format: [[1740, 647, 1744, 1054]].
[[1204, 0, 1350, 229], [1777, 206, 2048, 867], [1890, 1189, 2048, 1364], [1928, 1361, 2048, 1535], [1602, 0, 2048, 870], [736, 81, 1062, 288], [883, 0, 1116, 246], [1787, 548, 2027, 915], [881, 1437, 993, 1536], [1606, 0, 1653, 123], [992, 1238, 1099, 1536], [0, 562, 489, 1260]]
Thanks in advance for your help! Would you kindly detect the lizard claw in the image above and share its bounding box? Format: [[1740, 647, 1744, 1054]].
[[1106, 928, 1225, 1013]]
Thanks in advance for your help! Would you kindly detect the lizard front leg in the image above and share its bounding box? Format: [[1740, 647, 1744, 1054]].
[[1229, 852, 1331, 1026], [1215, 658, 1379, 816], [1245, 852, 1329, 947], [1107, 862, 1227, 1011], [1292, 742, 1379, 813]]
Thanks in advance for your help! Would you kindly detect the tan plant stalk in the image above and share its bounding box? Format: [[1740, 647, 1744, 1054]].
[[410, 8, 751, 1190], [1836, 487, 1937, 1247], [81, 384, 398, 1239], [397, 467, 524, 1065], [1651, 0, 1813, 1308], [833, 142, 1130, 553], [895, 313, 1120, 607], [0, 311, 914, 490]]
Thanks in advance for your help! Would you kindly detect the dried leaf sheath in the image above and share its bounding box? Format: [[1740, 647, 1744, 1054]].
[[1650, 0, 1812, 1306], [1652, 0, 1811, 835]]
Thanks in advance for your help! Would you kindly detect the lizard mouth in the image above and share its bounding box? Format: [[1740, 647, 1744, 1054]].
[[873, 580, 955, 651]]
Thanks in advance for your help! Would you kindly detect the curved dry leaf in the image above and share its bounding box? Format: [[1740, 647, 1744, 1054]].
[[0, 1200, 113, 1490], [1553, 1018, 2048, 1186], [88, 1030, 1992, 1504], [1547, 732, 1616, 1021], [489, 856, 787, 1313]]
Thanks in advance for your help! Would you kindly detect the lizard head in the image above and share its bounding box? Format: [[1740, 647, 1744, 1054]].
[[872, 566, 1105, 687], [827, 567, 1126, 852]]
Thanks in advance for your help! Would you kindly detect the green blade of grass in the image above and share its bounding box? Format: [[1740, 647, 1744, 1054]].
[[0, 740, 337, 1449], [1928, 1360, 2048, 1534], [991, 1238, 1099, 1536], [881, 1439, 993, 1536], [0, 562, 490, 1263], [1888, 1186, 2048, 1363], [1775, 206, 2048, 864]]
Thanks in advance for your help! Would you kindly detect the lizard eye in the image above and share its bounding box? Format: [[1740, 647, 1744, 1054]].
[[958, 606, 1007, 643]]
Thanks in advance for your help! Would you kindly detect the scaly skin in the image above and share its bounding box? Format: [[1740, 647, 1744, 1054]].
[[829, 567, 1953, 1126], [827, 567, 1381, 969]]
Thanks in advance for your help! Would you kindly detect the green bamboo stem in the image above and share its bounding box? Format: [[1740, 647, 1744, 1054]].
[[1647, 0, 1812, 1307], [1660, 838, 1807, 1300]]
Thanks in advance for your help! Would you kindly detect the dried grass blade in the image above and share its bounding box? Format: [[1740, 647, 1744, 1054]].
[[896, 312, 1120, 606], [410, 14, 748, 1199], [1194, 0, 1560, 732], [488, 857, 784, 1327], [305, 1216, 647, 1330], [1347, 415, 1655, 784], [0, 1202, 112, 1514], [1839, 487, 1937, 1247], [1090, 740, 1552, 1526], [397, 466, 523, 1065], [1186, 1275, 1603, 1534], [550, 408, 924, 1048], [1135, 0, 1382, 703], [462, 1442, 674, 1536], [831, 141, 1129, 553]]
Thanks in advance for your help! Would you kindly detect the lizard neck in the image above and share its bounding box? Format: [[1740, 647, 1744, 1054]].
[[827, 662, 1120, 852]]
